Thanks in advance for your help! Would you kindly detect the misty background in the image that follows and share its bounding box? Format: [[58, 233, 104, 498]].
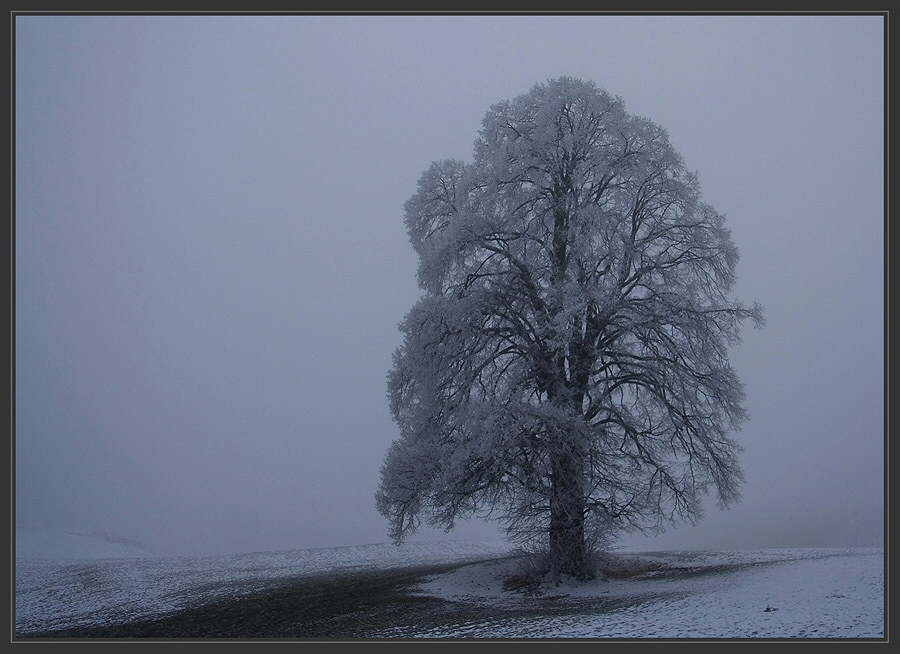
[[14, 15, 884, 557]]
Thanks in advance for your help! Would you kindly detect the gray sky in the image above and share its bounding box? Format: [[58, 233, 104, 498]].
[[14, 14, 885, 556]]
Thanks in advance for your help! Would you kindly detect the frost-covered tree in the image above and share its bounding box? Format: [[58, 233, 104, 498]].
[[376, 77, 763, 580]]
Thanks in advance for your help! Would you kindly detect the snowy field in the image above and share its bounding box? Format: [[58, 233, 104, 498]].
[[409, 548, 885, 639], [14, 529, 884, 639], [14, 529, 512, 637]]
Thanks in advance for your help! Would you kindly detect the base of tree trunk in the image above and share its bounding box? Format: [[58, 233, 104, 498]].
[[548, 522, 595, 581]]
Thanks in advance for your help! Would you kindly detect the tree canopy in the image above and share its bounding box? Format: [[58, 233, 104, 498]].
[[377, 77, 763, 579]]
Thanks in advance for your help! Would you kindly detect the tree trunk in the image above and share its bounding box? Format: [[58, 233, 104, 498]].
[[546, 199, 592, 580], [548, 446, 591, 581]]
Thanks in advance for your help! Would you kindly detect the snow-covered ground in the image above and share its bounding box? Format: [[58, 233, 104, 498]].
[[14, 528, 512, 636], [410, 548, 885, 638], [14, 529, 884, 639]]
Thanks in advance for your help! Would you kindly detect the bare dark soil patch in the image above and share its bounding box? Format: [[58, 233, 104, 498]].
[[22, 554, 778, 639], [21, 556, 656, 640], [22, 561, 459, 639]]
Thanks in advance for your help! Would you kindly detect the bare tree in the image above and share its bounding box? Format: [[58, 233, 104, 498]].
[[377, 77, 763, 580]]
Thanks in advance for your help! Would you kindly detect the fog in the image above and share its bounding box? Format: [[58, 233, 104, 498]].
[[14, 14, 884, 557]]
